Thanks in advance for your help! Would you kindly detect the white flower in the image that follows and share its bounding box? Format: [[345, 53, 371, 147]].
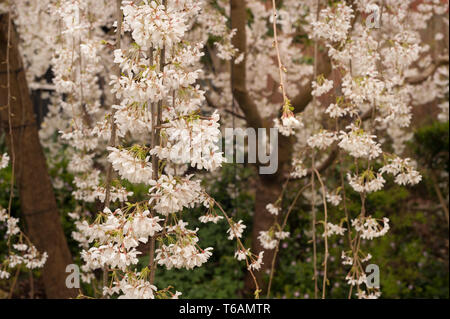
[[380, 157, 422, 186], [325, 103, 348, 118], [248, 251, 264, 271], [275, 231, 290, 240], [352, 217, 390, 240], [312, 78, 334, 97], [123, 210, 163, 243], [122, 1, 188, 50], [67, 153, 94, 173], [155, 221, 213, 270], [148, 174, 205, 216], [307, 130, 337, 150], [266, 203, 280, 216], [6, 217, 20, 237], [274, 112, 303, 137], [394, 171, 422, 186], [199, 214, 224, 224], [357, 290, 381, 299], [290, 158, 308, 179], [107, 147, 153, 184], [0, 270, 10, 279], [82, 243, 142, 272], [311, 3, 354, 43], [324, 223, 346, 237], [0, 153, 9, 169], [326, 192, 342, 206], [13, 244, 28, 251], [234, 248, 250, 261], [171, 291, 182, 299], [338, 124, 382, 160], [258, 231, 277, 249], [152, 111, 225, 171], [341, 251, 353, 266], [117, 275, 157, 299], [227, 220, 246, 240], [347, 172, 385, 193], [345, 273, 367, 286]]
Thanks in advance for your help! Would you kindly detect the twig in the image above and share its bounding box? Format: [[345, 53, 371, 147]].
[[406, 56, 449, 85], [8, 266, 20, 299], [429, 170, 449, 227], [205, 94, 246, 120], [310, 0, 321, 299], [313, 168, 329, 299], [271, 0, 289, 106], [149, 0, 167, 286]]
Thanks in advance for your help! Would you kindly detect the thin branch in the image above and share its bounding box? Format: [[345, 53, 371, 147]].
[[313, 168, 329, 299], [266, 182, 311, 298], [102, 0, 123, 293], [104, 0, 123, 210], [310, 0, 321, 299], [205, 94, 246, 120], [149, 0, 167, 286], [271, 0, 289, 107], [429, 169, 449, 227], [8, 266, 20, 299]]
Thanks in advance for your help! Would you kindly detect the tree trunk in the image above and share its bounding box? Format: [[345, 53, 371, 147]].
[[243, 175, 283, 295], [0, 14, 77, 299], [244, 134, 293, 295]]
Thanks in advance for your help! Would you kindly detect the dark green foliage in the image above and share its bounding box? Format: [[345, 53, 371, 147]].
[[411, 121, 449, 171]]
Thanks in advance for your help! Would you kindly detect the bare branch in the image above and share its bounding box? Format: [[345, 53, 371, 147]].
[[406, 55, 449, 85], [205, 94, 246, 120]]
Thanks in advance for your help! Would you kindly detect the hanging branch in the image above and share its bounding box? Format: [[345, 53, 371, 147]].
[[313, 168, 329, 299], [148, 0, 167, 286], [310, 0, 321, 299], [104, 0, 123, 209], [102, 0, 123, 292], [271, 0, 290, 111]]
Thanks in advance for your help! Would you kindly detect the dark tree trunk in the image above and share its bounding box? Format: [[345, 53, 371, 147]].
[[0, 14, 77, 299], [243, 175, 283, 295], [243, 134, 293, 295]]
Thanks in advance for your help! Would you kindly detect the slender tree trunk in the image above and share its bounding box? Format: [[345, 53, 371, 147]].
[[0, 14, 77, 299]]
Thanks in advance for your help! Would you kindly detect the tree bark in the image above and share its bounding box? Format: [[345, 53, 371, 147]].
[[230, 0, 265, 130], [0, 14, 77, 299], [243, 174, 283, 295]]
